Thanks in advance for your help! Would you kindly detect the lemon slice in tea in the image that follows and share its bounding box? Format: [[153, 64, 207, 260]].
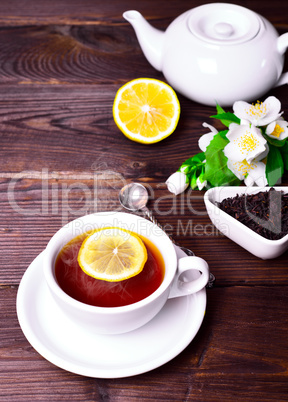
[[113, 78, 180, 144], [77, 227, 148, 282]]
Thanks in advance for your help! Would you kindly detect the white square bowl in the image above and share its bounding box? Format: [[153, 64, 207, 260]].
[[204, 186, 288, 259]]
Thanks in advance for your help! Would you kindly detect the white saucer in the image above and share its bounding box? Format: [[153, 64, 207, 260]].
[[17, 247, 206, 378]]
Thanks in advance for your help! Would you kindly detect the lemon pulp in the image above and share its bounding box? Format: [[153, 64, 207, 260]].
[[113, 78, 180, 144], [77, 227, 148, 282]]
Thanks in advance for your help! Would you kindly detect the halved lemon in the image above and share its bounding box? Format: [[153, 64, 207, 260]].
[[113, 78, 180, 144], [77, 227, 147, 282]]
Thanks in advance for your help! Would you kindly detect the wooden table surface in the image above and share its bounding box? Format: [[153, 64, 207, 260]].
[[1, 0, 288, 400]]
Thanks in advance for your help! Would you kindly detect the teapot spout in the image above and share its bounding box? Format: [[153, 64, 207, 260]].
[[123, 10, 164, 71]]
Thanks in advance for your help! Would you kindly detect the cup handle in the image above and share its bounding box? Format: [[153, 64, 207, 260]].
[[168, 256, 209, 299]]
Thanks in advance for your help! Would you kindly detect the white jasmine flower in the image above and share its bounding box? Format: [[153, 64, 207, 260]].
[[224, 124, 267, 164], [196, 176, 207, 190], [233, 96, 282, 126], [227, 158, 268, 187], [266, 118, 288, 141], [166, 171, 189, 195], [198, 122, 218, 152]]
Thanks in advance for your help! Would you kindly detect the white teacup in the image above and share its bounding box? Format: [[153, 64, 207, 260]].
[[43, 212, 209, 334]]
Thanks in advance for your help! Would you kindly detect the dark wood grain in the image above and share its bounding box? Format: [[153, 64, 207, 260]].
[[1, 286, 288, 400], [0, 85, 209, 174], [0, 0, 287, 27], [1, 177, 288, 286], [0, 84, 287, 175], [1, 0, 288, 400]]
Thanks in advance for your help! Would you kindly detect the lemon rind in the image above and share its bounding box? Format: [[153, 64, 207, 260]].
[[113, 78, 180, 144], [77, 227, 148, 282]]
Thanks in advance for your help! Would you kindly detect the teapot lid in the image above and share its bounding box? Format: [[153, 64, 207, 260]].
[[188, 3, 262, 45]]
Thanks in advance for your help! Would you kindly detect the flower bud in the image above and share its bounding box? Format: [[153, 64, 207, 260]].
[[166, 172, 189, 195]]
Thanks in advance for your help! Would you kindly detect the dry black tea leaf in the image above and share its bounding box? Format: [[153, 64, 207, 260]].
[[216, 188, 288, 240]]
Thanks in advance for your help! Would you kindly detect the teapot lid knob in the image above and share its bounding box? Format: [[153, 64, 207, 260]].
[[214, 22, 234, 38], [188, 3, 262, 45]]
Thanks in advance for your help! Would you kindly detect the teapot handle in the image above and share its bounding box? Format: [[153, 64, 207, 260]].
[[276, 33, 288, 87]]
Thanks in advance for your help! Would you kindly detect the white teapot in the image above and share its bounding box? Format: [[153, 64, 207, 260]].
[[123, 3, 288, 106]]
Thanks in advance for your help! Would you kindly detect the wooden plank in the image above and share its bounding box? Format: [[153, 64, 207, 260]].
[[2, 286, 288, 400], [0, 25, 161, 84], [0, 0, 288, 400], [1, 177, 288, 285], [0, 0, 286, 26], [0, 22, 287, 85], [1, 84, 288, 175], [0, 84, 214, 174]]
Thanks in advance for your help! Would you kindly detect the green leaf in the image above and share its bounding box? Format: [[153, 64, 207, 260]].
[[179, 153, 205, 174], [210, 112, 240, 127], [192, 152, 205, 162], [203, 133, 241, 187], [217, 129, 229, 140], [190, 170, 198, 189], [216, 104, 226, 115], [266, 144, 284, 186], [189, 164, 207, 190], [184, 153, 205, 164], [188, 163, 204, 187], [263, 134, 287, 148], [280, 142, 288, 170]]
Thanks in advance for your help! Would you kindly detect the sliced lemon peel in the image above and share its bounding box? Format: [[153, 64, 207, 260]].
[[113, 78, 180, 144], [77, 227, 148, 282]]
